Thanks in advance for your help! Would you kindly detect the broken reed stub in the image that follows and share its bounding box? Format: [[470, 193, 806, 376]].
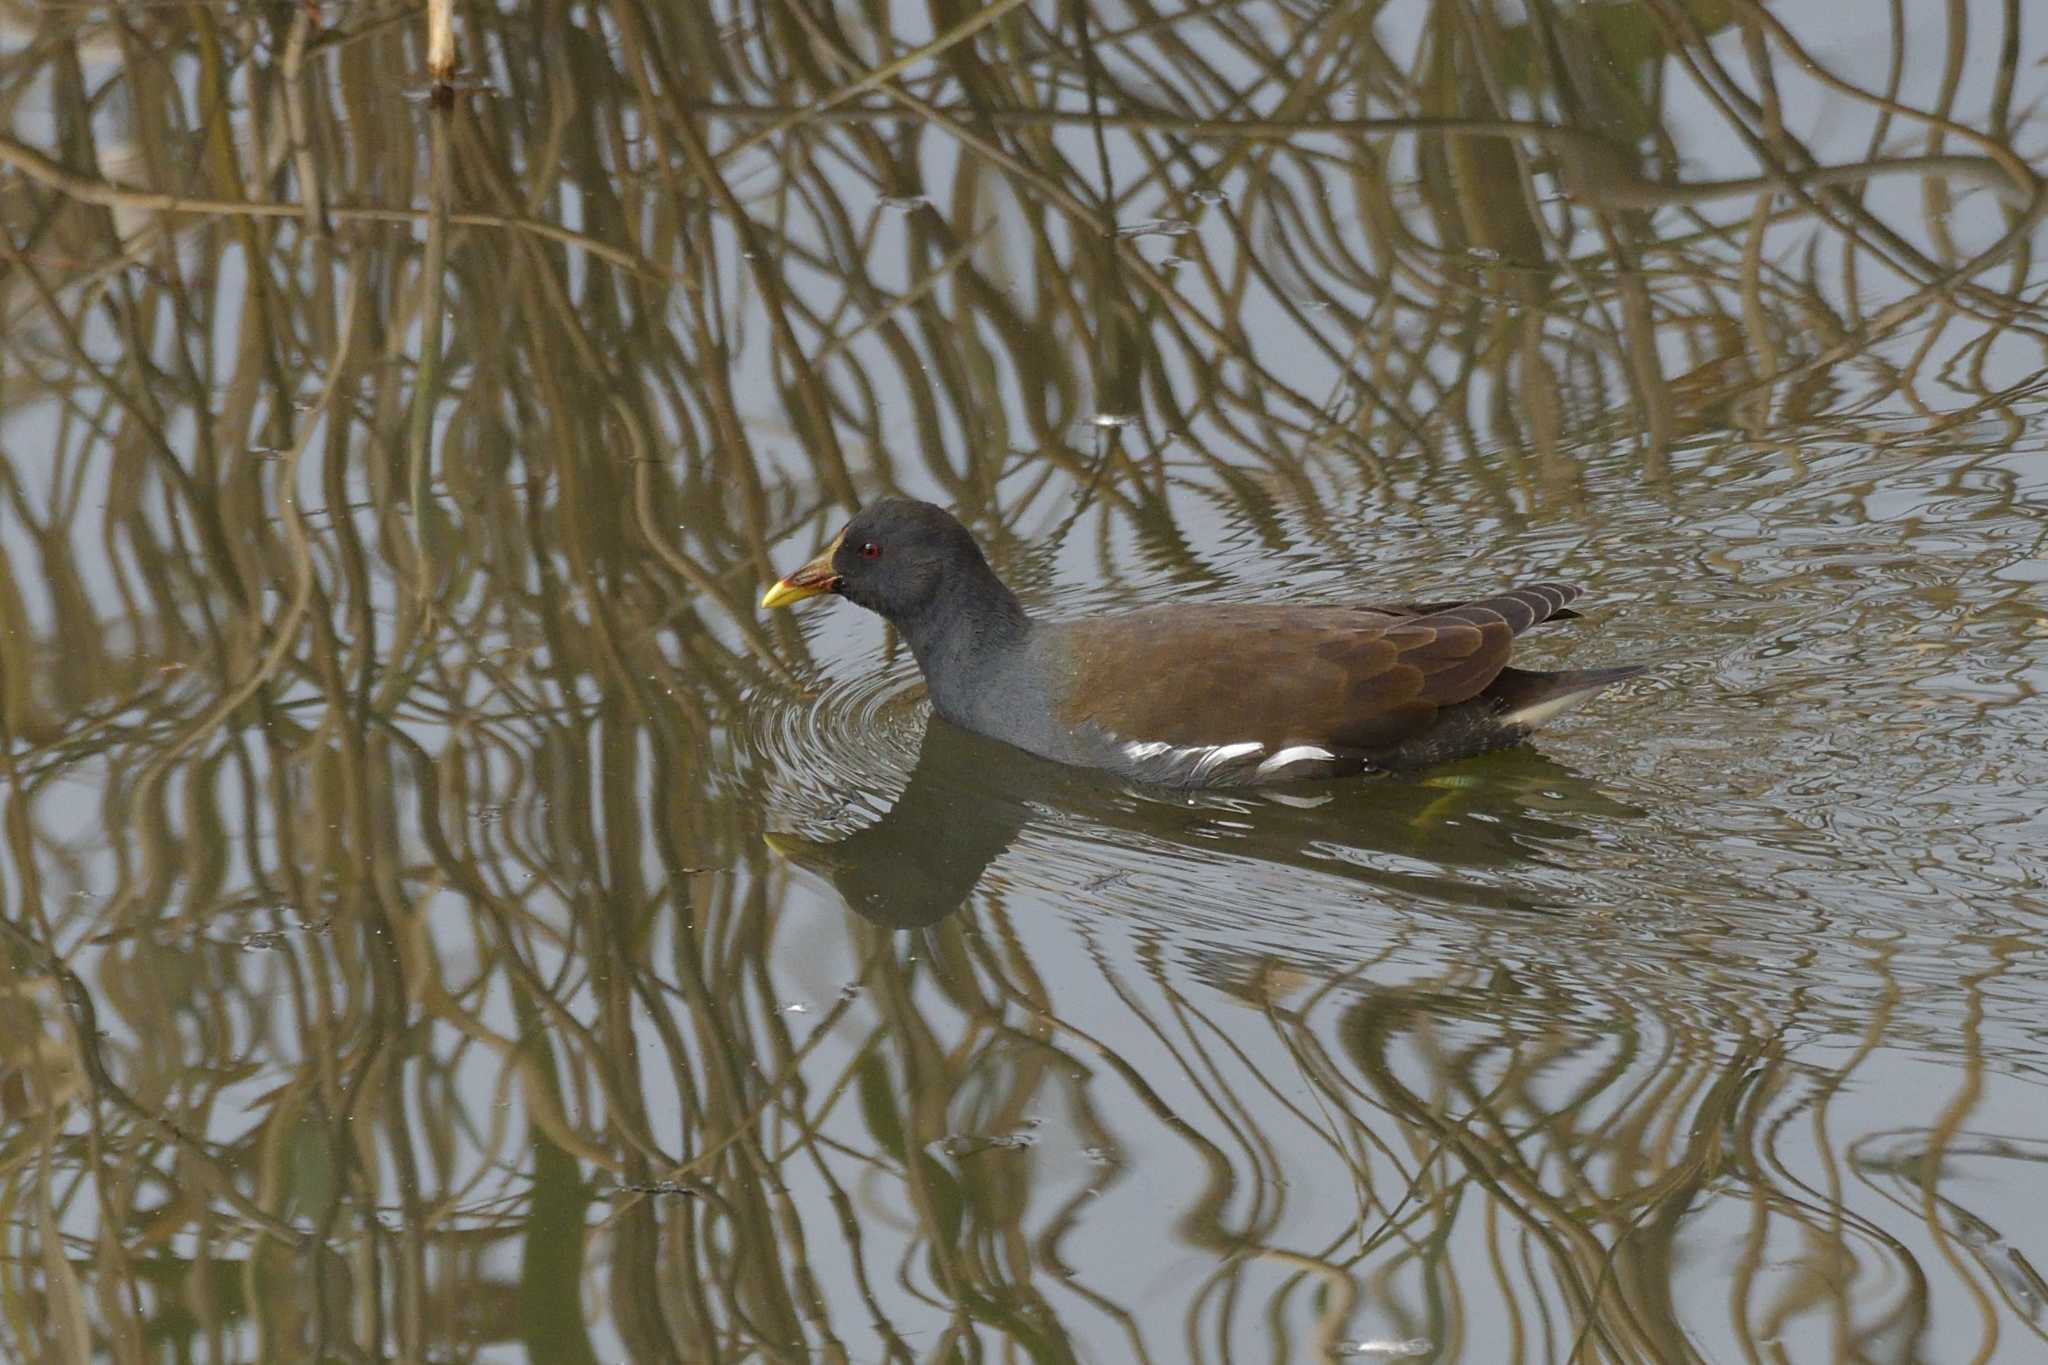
[[426, 0, 457, 85]]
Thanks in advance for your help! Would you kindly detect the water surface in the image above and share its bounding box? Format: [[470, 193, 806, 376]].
[[3, 2, 2045, 1361]]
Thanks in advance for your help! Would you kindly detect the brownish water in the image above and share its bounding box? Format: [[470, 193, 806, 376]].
[[3, 2, 2046, 1361]]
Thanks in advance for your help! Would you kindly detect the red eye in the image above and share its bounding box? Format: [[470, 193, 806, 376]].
[[859, 542, 882, 559]]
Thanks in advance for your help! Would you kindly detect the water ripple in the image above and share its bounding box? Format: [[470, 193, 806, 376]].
[[745, 657, 929, 832]]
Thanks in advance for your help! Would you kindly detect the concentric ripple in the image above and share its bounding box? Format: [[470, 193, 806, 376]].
[[745, 659, 930, 834]]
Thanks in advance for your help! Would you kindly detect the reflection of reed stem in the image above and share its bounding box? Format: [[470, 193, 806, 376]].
[[406, 109, 453, 593], [0, 134, 682, 282], [684, 101, 2043, 201], [280, 10, 327, 239], [5, 4, 2040, 1357], [687, 101, 2040, 233], [714, 0, 1037, 166]]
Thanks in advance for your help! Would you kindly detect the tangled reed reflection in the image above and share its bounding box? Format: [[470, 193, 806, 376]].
[[2, 0, 2045, 1360]]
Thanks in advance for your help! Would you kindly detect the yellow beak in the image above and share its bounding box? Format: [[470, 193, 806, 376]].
[[760, 531, 844, 609]]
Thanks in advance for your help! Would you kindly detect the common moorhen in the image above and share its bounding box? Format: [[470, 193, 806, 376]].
[[762, 499, 1640, 787]]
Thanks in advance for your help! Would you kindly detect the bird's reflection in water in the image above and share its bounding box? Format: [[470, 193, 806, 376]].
[[769, 719, 1643, 930]]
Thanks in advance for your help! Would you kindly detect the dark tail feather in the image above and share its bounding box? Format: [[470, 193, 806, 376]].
[[1487, 664, 1644, 730], [1370, 663, 1641, 769]]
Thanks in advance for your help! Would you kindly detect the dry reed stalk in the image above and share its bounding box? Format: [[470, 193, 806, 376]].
[[427, 0, 457, 86]]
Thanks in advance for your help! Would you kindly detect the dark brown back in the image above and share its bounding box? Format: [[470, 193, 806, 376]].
[[1051, 584, 1582, 750]]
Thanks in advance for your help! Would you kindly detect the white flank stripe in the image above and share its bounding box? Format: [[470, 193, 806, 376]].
[[1256, 744, 1336, 779], [1190, 741, 1264, 780]]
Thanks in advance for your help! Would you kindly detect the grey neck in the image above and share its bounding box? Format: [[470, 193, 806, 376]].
[[897, 569, 1033, 724]]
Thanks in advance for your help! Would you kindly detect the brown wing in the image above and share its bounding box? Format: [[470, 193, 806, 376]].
[[1053, 584, 1583, 752]]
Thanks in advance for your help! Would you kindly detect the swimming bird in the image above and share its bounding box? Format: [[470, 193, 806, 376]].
[[761, 499, 1639, 788]]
